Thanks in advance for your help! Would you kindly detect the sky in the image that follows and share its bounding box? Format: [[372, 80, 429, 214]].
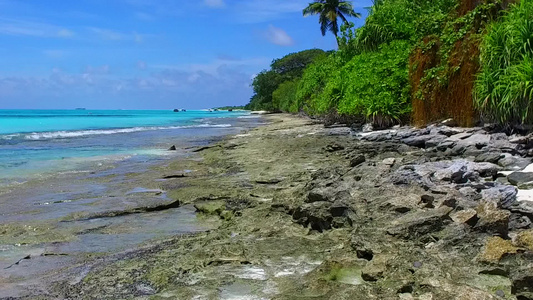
[[0, 0, 372, 109]]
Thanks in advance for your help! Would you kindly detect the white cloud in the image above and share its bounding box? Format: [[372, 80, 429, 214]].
[[43, 49, 67, 58], [89, 27, 123, 40], [264, 25, 294, 46], [204, 0, 226, 8], [0, 18, 75, 38], [88, 27, 148, 43]]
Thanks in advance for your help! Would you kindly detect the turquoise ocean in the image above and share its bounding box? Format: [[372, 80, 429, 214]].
[[0, 109, 250, 186]]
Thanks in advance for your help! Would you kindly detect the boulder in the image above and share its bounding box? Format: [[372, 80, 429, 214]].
[[511, 271, 533, 300], [509, 213, 532, 230], [293, 201, 355, 232], [458, 134, 491, 148], [514, 230, 533, 250], [447, 132, 474, 142], [498, 154, 532, 171], [386, 206, 452, 239], [381, 194, 422, 213], [434, 163, 467, 183], [475, 152, 504, 164], [480, 184, 517, 208], [478, 236, 519, 263], [475, 202, 511, 236], [361, 255, 390, 282], [168, 145, 177, 151], [450, 209, 478, 226], [425, 135, 447, 148], [508, 172, 533, 189], [402, 135, 429, 148]]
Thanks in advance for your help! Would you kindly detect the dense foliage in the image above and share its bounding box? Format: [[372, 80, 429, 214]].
[[245, 49, 326, 111], [246, 0, 530, 127], [475, 0, 533, 124]]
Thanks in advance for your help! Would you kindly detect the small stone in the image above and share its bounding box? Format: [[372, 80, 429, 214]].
[[325, 143, 344, 152], [478, 236, 519, 263], [361, 255, 389, 282], [382, 158, 396, 166], [168, 145, 177, 151]]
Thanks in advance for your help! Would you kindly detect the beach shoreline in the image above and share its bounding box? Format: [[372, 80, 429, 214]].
[[4, 113, 533, 299]]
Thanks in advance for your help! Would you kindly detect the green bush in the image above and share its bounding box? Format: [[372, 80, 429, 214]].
[[297, 54, 345, 114], [475, 0, 533, 124], [272, 79, 301, 113], [354, 0, 456, 52], [338, 40, 412, 125]]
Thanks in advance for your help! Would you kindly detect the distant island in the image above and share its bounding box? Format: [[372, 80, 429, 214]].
[[215, 105, 245, 111]]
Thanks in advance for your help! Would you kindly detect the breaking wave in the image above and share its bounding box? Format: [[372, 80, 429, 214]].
[[1, 123, 232, 141]]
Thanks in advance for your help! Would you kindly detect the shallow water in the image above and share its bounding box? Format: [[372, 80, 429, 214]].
[[0, 112, 266, 298], [0, 109, 247, 186]]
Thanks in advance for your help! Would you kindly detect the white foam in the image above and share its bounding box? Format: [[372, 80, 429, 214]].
[[1, 124, 232, 140]]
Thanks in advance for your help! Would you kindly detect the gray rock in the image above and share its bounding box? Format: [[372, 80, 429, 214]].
[[475, 201, 511, 236], [458, 134, 491, 148], [468, 161, 501, 178], [498, 154, 532, 171], [425, 135, 447, 148], [475, 152, 504, 164], [434, 163, 467, 183], [511, 271, 533, 300], [508, 172, 533, 189], [509, 213, 532, 230], [481, 184, 517, 208], [402, 135, 429, 148], [362, 123, 374, 132], [437, 141, 456, 151], [386, 206, 452, 239], [447, 132, 473, 142], [306, 188, 332, 203], [450, 209, 478, 226]]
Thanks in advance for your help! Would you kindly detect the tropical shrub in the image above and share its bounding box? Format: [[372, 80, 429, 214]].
[[337, 40, 412, 125], [475, 0, 533, 124], [272, 79, 301, 113], [246, 49, 326, 111]]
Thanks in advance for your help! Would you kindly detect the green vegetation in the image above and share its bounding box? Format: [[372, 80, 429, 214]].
[[246, 0, 532, 127], [475, 0, 533, 124], [216, 105, 245, 111], [245, 49, 327, 111]]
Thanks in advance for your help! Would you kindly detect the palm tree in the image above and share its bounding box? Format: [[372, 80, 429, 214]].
[[303, 0, 361, 41]]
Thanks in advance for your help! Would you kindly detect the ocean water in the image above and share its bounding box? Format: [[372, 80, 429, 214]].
[[0, 109, 249, 185]]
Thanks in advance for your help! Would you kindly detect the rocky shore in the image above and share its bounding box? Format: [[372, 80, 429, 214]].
[[24, 114, 533, 299]]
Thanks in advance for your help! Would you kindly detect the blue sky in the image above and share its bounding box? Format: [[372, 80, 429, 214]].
[[0, 0, 371, 109]]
